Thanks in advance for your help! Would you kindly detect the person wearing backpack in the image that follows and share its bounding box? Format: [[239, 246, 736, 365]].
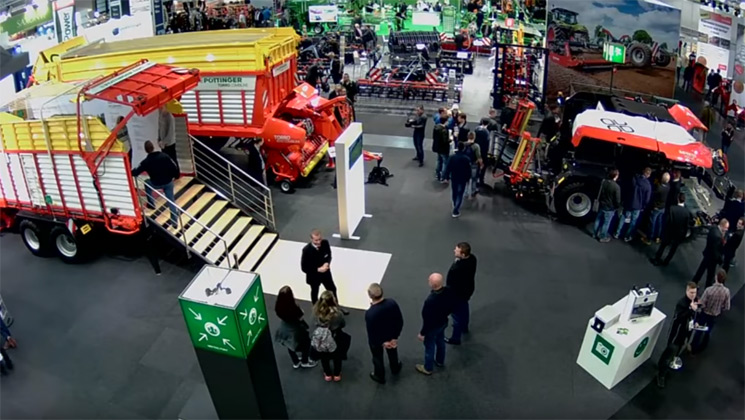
[[312, 291, 347, 382], [464, 132, 482, 198], [474, 119, 491, 186], [274, 286, 317, 369]]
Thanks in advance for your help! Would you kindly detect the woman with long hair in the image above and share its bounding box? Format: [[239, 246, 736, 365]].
[[274, 286, 317, 369], [313, 290, 346, 381]]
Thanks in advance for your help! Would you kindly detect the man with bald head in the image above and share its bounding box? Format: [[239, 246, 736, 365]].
[[643, 172, 671, 245], [416, 273, 454, 375]]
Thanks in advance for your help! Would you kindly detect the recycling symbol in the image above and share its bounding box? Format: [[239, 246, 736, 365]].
[[633, 337, 649, 358]]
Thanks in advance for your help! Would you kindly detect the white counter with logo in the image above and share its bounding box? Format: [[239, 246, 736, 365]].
[[576, 296, 666, 389]]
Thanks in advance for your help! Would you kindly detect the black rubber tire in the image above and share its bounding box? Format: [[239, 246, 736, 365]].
[[628, 42, 652, 68], [655, 52, 671, 67], [554, 180, 597, 225], [50, 226, 85, 264], [279, 180, 295, 194], [19, 219, 50, 257]]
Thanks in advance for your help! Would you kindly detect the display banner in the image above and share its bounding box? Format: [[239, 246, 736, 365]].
[[698, 9, 732, 75], [731, 25, 745, 108], [151, 0, 166, 35], [54, 0, 77, 42], [308, 5, 338, 23]]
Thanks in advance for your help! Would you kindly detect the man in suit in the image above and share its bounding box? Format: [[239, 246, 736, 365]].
[[719, 189, 744, 232], [301, 229, 349, 314], [445, 242, 477, 345], [365, 283, 404, 384], [651, 193, 692, 266], [722, 217, 744, 272], [692, 219, 729, 287]]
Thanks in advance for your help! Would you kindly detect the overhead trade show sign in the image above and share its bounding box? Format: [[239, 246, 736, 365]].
[[53, 0, 77, 42], [0, 2, 53, 36], [308, 5, 338, 23], [698, 9, 732, 76]]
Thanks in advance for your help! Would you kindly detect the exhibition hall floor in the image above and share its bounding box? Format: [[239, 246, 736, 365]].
[[1, 134, 743, 418]]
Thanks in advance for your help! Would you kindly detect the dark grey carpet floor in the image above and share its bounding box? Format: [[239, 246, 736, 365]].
[[0, 121, 743, 419]]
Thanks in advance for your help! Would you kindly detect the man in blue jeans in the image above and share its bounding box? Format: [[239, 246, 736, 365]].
[[416, 273, 453, 375], [132, 141, 180, 228], [593, 168, 621, 243], [643, 172, 670, 245], [615, 167, 652, 242], [443, 142, 472, 218], [445, 242, 477, 345]]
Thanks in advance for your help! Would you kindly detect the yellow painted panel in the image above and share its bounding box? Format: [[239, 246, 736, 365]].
[[0, 116, 122, 152]]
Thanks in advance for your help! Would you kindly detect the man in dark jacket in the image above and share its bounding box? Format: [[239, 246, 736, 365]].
[[246, 138, 266, 185], [692, 219, 729, 287], [665, 170, 682, 210], [656, 282, 699, 388], [455, 113, 469, 144], [614, 167, 652, 242], [443, 142, 472, 218], [593, 168, 621, 242], [301, 229, 349, 313], [408, 106, 427, 167], [474, 119, 491, 186], [416, 273, 453, 376], [719, 189, 744, 231], [643, 172, 670, 245], [651, 193, 693, 266], [432, 109, 451, 182], [445, 242, 477, 345], [722, 217, 744, 272], [132, 140, 180, 227], [365, 283, 404, 384]]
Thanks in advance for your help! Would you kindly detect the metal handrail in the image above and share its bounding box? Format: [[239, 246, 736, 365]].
[[189, 135, 276, 231], [134, 176, 234, 268]]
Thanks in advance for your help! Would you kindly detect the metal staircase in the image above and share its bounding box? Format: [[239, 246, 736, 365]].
[[135, 133, 277, 272]]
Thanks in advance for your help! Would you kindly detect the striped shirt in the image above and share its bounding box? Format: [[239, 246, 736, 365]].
[[701, 283, 731, 317]]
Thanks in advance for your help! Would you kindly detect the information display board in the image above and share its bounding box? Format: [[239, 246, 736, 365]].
[[334, 123, 369, 240], [309, 5, 338, 23], [179, 267, 268, 359], [698, 9, 732, 76]]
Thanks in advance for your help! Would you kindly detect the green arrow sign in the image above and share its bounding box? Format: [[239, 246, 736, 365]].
[[179, 268, 268, 359]]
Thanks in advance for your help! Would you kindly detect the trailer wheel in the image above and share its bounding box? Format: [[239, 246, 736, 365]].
[[279, 180, 294, 194], [50, 226, 84, 264], [628, 42, 652, 68], [19, 219, 50, 257], [555, 181, 596, 225]]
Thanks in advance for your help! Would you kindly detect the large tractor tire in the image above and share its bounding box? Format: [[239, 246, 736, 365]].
[[554, 180, 598, 225], [628, 42, 652, 68], [50, 226, 88, 264], [19, 219, 51, 257], [655, 52, 672, 67]]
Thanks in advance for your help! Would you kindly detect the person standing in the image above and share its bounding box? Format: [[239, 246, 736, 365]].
[[443, 142, 472, 218], [158, 107, 179, 174], [665, 170, 683, 210], [474, 119, 490, 187], [464, 132, 483, 198], [454, 113, 469, 144], [300, 229, 349, 314], [445, 242, 477, 345], [692, 219, 729, 288], [700, 102, 715, 142], [722, 217, 744, 272], [683, 64, 693, 92], [651, 193, 693, 266], [341, 73, 358, 103], [432, 108, 451, 182], [721, 122, 734, 155], [719, 189, 745, 231], [416, 273, 453, 376], [0, 317, 14, 375], [312, 291, 346, 382], [274, 286, 317, 369], [656, 282, 699, 388], [329, 53, 343, 85], [131, 141, 180, 228], [408, 106, 427, 167], [365, 283, 404, 384], [643, 172, 670, 245], [676, 54, 684, 85], [246, 138, 266, 185], [614, 167, 652, 242], [691, 270, 730, 355], [593, 168, 621, 243]]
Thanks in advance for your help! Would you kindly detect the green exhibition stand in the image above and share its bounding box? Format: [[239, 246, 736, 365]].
[[179, 267, 287, 419]]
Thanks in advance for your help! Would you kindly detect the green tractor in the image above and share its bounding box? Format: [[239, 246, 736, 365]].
[[546, 8, 589, 45]]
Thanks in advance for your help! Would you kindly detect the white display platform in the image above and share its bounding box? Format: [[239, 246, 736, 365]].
[[576, 296, 666, 389], [412, 11, 441, 26], [333, 123, 370, 240]]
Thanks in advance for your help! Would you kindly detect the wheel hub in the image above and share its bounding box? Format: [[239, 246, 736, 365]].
[[56, 234, 77, 258], [23, 228, 40, 251], [566, 192, 591, 218]]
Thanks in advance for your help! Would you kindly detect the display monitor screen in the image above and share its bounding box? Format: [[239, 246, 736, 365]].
[[349, 133, 363, 169]]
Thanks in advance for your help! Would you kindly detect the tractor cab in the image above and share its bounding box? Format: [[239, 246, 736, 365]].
[[551, 8, 578, 25]]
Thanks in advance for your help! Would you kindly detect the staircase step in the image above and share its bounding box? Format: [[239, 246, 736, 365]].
[[143, 176, 193, 217], [203, 216, 251, 263], [166, 192, 216, 235], [238, 232, 278, 272], [182, 200, 228, 245], [154, 184, 204, 225], [218, 225, 264, 268], [191, 208, 239, 254]]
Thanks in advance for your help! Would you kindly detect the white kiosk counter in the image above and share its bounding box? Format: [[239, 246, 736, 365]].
[[576, 295, 666, 389]]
